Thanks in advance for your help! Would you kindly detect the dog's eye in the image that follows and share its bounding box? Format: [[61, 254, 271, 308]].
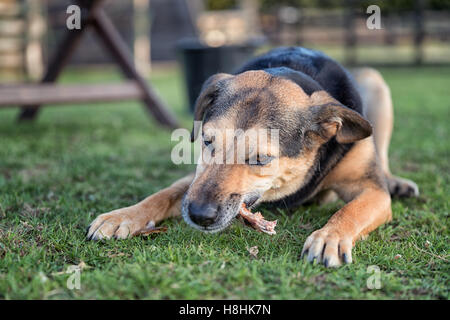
[[204, 140, 212, 147], [246, 155, 273, 166]]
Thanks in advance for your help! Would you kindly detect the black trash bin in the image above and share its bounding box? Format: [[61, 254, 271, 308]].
[[177, 38, 259, 113]]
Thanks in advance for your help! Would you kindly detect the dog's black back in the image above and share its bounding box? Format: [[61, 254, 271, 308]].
[[235, 47, 363, 115]]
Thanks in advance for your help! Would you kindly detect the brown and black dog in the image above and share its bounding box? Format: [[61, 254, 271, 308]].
[[86, 47, 418, 267]]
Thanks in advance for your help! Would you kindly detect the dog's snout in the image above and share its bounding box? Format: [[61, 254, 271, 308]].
[[188, 202, 218, 227]]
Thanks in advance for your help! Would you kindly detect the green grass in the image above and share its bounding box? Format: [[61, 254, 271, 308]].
[[0, 66, 448, 300]]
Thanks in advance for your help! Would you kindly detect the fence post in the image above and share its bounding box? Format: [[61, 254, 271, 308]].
[[414, 0, 426, 65], [344, 0, 357, 66], [133, 0, 151, 74]]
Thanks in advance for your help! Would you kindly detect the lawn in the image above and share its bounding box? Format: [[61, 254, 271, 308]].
[[0, 65, 448, 300]]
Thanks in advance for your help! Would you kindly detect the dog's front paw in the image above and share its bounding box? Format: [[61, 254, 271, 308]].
[[301, 227, 353, 268], [86, 206, 149, 240]]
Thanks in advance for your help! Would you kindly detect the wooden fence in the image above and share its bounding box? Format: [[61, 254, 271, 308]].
[[260, 1, 450, 66]]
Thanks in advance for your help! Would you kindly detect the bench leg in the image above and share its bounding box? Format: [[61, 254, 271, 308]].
[[19, 0, 179, 129], [18, 0, 101, 121], [18, 28, 87, 120], [92, 9, 179, 129]]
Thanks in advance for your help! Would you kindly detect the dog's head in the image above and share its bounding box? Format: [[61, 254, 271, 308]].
[[182, 69, 372, 232]]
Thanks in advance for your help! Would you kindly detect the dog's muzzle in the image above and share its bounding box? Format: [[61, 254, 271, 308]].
[[181, 192, 261, 233]]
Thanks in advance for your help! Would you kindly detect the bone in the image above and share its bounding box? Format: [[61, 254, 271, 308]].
[[238, 203, 277, 235]]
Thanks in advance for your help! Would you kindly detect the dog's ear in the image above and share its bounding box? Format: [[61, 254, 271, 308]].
[[313, 103, 372, 144], [190, 73, 233, 142]]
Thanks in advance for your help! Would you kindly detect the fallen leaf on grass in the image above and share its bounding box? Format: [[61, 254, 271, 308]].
[[134, 221, 168, 237], [107, 252, 126, 258], [138, 226, 168, 236], [19, 220, 44, 233], [307, 274, 327, 285], [299, 222, 313, 230], [20, 221, 33, 229], [76, 261, 91, 271], [21, 203, 49, 218], [247, 246, 259, 258]]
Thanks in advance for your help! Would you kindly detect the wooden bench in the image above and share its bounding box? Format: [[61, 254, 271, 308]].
[[3, 0, 179, 129], [0, 82, 143, 106]]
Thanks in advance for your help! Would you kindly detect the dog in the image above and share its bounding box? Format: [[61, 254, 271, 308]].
[[86, 47, 418, 267]]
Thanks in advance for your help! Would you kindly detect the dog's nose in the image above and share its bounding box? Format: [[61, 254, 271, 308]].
[[188, 202, 218, 227]]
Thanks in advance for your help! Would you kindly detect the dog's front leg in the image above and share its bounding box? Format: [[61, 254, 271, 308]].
[[301, 185, 391, 267], [86, 173, 194, 240]]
